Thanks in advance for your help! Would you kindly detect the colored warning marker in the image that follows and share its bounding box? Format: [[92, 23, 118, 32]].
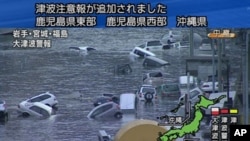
[[211, 107, 220, 116], [220, 108, 229, 114], [230, 109, 238, 114]]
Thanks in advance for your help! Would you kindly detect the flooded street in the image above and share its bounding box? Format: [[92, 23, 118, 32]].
[[0, 28, 241, 141]]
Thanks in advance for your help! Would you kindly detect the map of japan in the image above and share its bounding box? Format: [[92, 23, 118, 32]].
[[158, 95, 226, 141]]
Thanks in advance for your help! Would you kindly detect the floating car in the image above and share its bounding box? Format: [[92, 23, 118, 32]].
[[0, 100, 9, 122], [201, 81, 219, 93], [69, 46, 96, 51], [143, 56, 170, 68], [142, 40, 164, 51], [18, 101, 53, 117], [129, 46, 156, 58], [171, 41, 190, 49], [136, 84, 157, 102], [97, 130, 112, 141], [143, 71, 165, 87], [87, 102, 123, 119], [21, 92, 58, 109], [156, 83, 181, 97], [178, 87, 205, 105], [113, 64, 132, 75]]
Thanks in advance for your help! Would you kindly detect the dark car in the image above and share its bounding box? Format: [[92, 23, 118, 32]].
[[114, 64, 132, 75], [93, 96, 119, 107], [0, 100, 9, 122], [156, 83, 181, 97]]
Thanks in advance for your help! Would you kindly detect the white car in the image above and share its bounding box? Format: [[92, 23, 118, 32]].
[[136, 85, 157, 102], [18, 101, 53, 117], [172, 41, 190, 49], [142, 40, 164, 51], [178, 87, 205, 105], [129, 46, 156, 58], [201, 81, 219, 92], [161, 30, 184, 44], [69, 46, 96, 51], [22, 92, 58, 109]]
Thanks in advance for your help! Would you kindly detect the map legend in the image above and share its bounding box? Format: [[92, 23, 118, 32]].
[[211, 108, 239, 116], [211, 108, 220, 116], [211, 108, 239, 141], [229, 109, 238, 114], [220, 108, 229, 114]]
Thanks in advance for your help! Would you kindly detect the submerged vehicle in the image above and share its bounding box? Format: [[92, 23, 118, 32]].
[[143, 56, 170, 68], [129, 46, 156, 58], [87, 102, 123, 119], [21, 92, 58, 109], [178, 87, 205, 105], [142, 40, 164, 51], [0, 100, 8, 122], [156, 83, 181, 97], [142, 71, 165, 87], [113, 64, 132, 75], [69, 46, 96, 51], [18, 101, 53, 118]]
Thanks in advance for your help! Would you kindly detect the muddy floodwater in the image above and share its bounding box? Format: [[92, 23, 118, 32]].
[[0, 28, 241, 141]]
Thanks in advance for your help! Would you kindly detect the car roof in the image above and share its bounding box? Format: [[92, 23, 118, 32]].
[[87, 101, 117, 118], [141, 84, 154, 87], [30, 92, 55, 98]]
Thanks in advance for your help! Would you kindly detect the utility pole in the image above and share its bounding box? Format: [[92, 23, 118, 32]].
[[244, 31, 249, 124], [218, 39, 223, 92], [212, 39, 215, 93], [222, 39, 226, 55], [189, 28, 194, 57], [184, 72, 191, 139]]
